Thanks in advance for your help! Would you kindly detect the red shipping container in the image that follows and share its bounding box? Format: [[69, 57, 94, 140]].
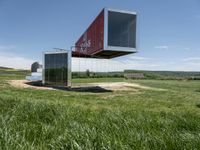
[[74, 8, 137, 59]]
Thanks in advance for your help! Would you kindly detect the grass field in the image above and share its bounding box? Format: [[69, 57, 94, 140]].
[[1, 69, 200, 149]]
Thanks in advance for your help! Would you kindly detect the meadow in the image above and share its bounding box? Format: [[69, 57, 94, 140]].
[[1, 69, 200, 149]]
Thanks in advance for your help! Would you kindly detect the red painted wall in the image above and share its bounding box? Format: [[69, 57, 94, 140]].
[[75, 9, 104, 56]]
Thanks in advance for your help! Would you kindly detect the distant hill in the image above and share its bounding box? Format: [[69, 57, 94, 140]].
[[0, 66, 13, 69], [125, 70, 200, 80], [0, 67, 30, 80]]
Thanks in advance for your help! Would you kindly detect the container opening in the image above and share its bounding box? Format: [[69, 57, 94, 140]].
[[108, 11, 136, 48]]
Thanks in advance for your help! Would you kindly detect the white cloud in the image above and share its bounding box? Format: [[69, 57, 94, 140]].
[[154, 45, 193, 52], [0, 55, 34, 69], [154, 45, 169, 49], [0, 45, 34, 69], [125, 55, 150, 61], [182, 57, 200, 62]]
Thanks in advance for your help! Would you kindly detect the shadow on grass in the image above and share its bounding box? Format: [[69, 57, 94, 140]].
[[26, 81, 112, 93], [196, 104, 200, 108], [195, 89, 200, 93], [69, 86, 112, 93]]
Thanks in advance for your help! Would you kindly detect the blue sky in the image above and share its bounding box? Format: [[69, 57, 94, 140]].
[[0, 0, 200, 71]]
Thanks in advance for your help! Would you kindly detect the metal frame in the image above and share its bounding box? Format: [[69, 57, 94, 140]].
[[103, 8, 137, 52], [42, 50, 71, 87]]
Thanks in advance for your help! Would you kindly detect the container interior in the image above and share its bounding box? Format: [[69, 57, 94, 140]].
[[108, 11, 136, 48]]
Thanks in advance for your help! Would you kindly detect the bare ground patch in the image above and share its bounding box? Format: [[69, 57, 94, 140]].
[[88, 82, 166, 91], [8, 80, 166, 92], [8, 80, 56, 90]]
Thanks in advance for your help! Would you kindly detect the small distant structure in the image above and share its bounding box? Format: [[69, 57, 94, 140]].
[[26, 62, 42, 81], [124, 72, 145, 79], [31, 62, 42, 72]]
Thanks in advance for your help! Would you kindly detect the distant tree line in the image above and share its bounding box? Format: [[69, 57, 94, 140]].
[[72, 69, 200, 80]]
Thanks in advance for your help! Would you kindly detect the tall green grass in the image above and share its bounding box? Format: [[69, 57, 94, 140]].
[[1, 69, 200, 149]]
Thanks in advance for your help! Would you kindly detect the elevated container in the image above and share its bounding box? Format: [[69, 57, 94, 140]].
[[74, 8, 137, 59]]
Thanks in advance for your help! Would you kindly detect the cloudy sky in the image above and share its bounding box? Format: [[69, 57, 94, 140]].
[[0, 0, 200, 71]]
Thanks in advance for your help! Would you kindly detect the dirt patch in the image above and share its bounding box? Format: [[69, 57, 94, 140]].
[[8, 80, 56, 90], [8, 80, 166, 92], [88, 82, 166, 91]]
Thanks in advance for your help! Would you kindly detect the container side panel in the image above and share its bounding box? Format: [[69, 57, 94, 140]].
[[44, 53, 69, 86], [75, 10, 104, 55]]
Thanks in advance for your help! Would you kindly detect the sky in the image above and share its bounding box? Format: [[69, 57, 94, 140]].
[[0, 0, 200, 71]]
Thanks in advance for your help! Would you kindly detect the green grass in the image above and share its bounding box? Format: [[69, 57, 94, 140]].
[[1, 69, 200, 149], [0, 68, 30, 80]]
